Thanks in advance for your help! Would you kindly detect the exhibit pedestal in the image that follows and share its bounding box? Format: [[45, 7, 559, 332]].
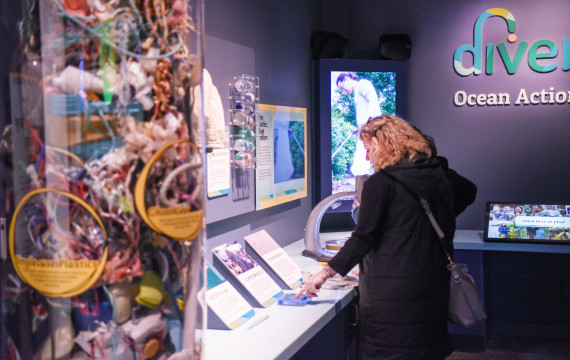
[[204, 231, 570, 358], [203, 239, 358, 360]]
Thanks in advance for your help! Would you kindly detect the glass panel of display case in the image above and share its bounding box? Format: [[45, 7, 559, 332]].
[[2, 1, 207, 358]]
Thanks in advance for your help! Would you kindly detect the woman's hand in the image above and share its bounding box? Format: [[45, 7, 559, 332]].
[[295, 265, 336, 298], [353, 198, 360, 209]]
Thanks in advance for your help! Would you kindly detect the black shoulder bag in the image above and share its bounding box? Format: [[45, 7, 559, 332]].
[[382, 171, 487, 327]]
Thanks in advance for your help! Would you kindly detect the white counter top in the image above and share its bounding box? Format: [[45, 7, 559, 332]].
[[202, 229, 569, 359], [314, 230, 570, 254], [202, 239, 358, 360], [453, 230, 570, 254]]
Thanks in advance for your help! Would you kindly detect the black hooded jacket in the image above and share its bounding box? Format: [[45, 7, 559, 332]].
[[437, 155, 477, 217], [329, 155, 456, 360]]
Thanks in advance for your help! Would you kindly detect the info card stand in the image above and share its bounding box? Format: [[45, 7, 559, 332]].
[[204, 263, 255, 330], [212, 241, 283, 307], [244, 230, 302, 289]]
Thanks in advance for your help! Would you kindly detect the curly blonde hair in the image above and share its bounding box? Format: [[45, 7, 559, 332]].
[[359, 115, 431, 171]]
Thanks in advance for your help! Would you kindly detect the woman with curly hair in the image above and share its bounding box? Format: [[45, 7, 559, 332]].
[[298, 114, 457, 359]]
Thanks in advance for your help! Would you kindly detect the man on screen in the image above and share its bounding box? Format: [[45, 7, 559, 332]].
[[336, 72, 382, 176]]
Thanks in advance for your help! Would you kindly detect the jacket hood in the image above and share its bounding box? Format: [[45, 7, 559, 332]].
[[382, 153, 448, 201]]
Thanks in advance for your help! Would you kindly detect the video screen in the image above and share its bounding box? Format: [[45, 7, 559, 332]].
[[485, 203, 570, 244], [330, 71, 397, 194]]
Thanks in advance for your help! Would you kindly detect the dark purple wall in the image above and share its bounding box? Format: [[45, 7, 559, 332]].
[[204, 0, 317, 252], [316, 0, 570, 230], [2, 1, 567, 254]]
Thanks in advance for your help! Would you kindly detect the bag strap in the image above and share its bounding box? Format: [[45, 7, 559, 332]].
[[381, 170, 454, 267]]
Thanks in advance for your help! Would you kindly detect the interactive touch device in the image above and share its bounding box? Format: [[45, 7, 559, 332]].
[[484, 202, 570, 244]]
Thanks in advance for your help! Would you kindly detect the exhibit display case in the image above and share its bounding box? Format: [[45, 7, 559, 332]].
[[2, 0, 207, 358]]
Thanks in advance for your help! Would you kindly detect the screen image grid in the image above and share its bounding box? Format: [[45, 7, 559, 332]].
[[487, 203, 570, 241], [330, 71, 397, 194]]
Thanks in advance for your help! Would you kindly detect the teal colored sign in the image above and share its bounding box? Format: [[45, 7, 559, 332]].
[[453, 8, 570, 76]]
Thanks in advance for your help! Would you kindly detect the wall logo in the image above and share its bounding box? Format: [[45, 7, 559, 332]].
[[453, 8, 569, 76]]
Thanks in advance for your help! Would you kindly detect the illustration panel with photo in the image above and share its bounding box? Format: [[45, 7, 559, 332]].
[[212, 240, 258, 276]]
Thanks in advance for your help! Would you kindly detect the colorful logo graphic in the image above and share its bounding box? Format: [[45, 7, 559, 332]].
[[454, 8, 569, 76]]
